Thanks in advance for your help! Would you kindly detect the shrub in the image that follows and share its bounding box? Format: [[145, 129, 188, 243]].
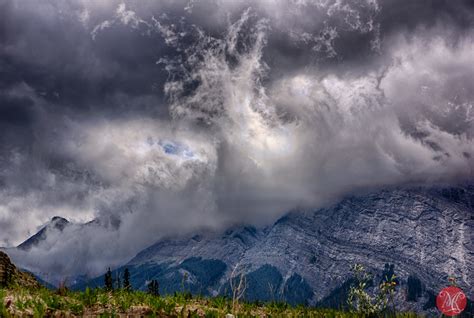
[[0, 289, 8, 317], [147, 279, 160, 296], [80, 287, 98, 307], [69, 302, 84, 315], [347, 264, 397, 316], [32, 299, 46, 318]]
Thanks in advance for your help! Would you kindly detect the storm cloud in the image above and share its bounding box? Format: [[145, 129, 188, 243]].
[[1, 0, 473, 280]]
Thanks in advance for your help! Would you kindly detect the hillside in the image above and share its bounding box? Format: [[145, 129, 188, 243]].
[[0, 251, 39, 289], [0, 250, 428, 317], [69, 185, 473, 316]]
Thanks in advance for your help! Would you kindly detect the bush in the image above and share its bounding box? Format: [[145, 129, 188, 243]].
[[0, 289, 8, 317], [80, 287, 98, 307], [147, 279, 160, 296], [347, 264, 397, 316]]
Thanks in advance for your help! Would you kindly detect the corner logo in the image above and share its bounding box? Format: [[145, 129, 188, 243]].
[[436, 286, 467, 316]]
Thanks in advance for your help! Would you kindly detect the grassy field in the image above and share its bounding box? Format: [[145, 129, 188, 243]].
[[0, 286, 423, 318]]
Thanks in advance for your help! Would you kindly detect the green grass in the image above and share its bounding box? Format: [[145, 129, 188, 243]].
[[0, 289, 8, 317], [0, 286, 424, 317]]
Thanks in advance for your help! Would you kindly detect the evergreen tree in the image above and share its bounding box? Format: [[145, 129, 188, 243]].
[[147, 279, 160, 296], [104, 268, 113, 291], [123, 268, 131, 291], [116, 271, 122, 289]]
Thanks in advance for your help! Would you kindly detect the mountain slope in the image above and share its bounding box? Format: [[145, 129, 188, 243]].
[[0, 251, 40, 288], [17, 216, 70, 251], [72, 185, 473, 315]]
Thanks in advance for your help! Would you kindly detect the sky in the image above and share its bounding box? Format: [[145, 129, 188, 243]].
[[0, 0, 473, 280]]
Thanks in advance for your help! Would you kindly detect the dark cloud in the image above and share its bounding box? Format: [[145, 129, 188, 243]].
[[0, 1, 171, 116], [0, 0, 473, 282], [380, 0, 474, 32], [0, 95, 34, 125]]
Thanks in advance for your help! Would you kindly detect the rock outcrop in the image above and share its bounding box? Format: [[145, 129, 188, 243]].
[[0, 251, 40, 288]]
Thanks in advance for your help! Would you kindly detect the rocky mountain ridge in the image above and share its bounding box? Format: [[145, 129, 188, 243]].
[[17, 216, 70, 251], [72, 185, 473, 315], [3, 184, 473, 316]]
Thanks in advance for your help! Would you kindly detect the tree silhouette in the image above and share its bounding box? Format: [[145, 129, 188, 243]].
[[123, 268, 131, 291], [104, 268, 113, 291], [116, 271, 122, 289], [147, 279, 160, 296]]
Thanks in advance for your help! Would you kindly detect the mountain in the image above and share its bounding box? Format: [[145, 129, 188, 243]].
[[71, 185, 473, 316], [17, 216, 70, 251]]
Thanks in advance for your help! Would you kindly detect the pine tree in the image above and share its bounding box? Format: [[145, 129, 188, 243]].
[[123, 268, 131, 291], [116, 271, 122, 289], [104, 268, 113, 291], [147, 279, 159, 296]]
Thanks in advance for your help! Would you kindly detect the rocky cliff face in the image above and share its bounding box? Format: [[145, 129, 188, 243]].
[[0, 251, 39, 289], [72, 185, 473, 315]]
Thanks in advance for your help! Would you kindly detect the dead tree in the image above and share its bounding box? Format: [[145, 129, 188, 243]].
[[229, 263, 247, 314]]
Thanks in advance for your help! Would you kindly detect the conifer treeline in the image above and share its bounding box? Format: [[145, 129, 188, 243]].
[[103, 267, 159, 296]]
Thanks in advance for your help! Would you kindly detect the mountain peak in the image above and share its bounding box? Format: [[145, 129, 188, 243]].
[[17, 216, 70, 251], [50, 216, 69, 230], [51, 216, 68, 222]]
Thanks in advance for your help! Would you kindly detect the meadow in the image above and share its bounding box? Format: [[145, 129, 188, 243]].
[[0, 286, 422, 318]]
